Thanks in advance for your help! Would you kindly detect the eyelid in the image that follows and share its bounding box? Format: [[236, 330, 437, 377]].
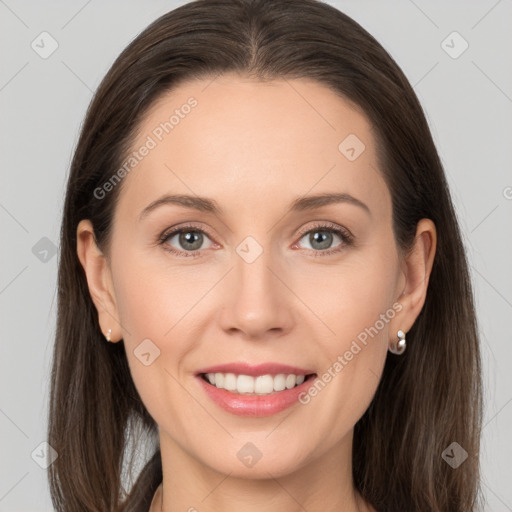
[[159, 221, 214, 242], [296, 220, 353, 240]]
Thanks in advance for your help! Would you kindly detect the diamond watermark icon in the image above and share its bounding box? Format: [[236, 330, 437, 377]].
[[31, 441, 58, 469], [236, 442, 263, 468], [441, 31, 469, 59], [441, 441, 468, 468], [31, 31, 59, 59], [236, 236, 263, 264], [32, 237, 58, 263], [134, 338, 161, 366], [338, 134, 365, 161]]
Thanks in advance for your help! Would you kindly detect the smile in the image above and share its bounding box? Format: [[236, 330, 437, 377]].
[[196, 371, 318, 417]]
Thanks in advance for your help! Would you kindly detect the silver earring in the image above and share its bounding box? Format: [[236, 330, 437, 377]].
[[105, 328, 112, 343], [389, 329, 406, 355]]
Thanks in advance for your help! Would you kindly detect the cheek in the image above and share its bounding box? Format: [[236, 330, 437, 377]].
[[111, 249, 192, 339], [337, 267, 397, 344], [296, 248, 398, 416], [298, 250, 398, 347], [109, 255, 191, 413], [113, 268, 167, 340]]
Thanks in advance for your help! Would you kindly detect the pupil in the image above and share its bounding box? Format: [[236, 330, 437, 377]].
[[180, 231, 202, 250], [311, 231, 332, 250]]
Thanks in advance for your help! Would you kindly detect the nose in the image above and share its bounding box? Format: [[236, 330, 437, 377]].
[[218, 243, 295, 340]]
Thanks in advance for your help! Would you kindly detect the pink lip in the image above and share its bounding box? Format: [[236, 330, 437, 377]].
[[196, 375, 316, 417], [195, 370, 317, 418], [195, 362, 315, 377]]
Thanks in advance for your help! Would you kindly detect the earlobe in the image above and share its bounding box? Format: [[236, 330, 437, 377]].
[[76, 219, 122, 343], [393, 218, 437, 334]]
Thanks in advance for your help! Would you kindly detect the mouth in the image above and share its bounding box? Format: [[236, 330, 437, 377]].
[[199, 372, 317, 396], [194, 362, 318, 416], [196, 371, 318, 417]]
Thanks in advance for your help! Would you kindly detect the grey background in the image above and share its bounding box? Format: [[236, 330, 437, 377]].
[[1, 0, 511, 510]]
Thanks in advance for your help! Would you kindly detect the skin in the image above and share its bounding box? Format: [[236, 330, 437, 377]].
[[77, 73, 436, 512]]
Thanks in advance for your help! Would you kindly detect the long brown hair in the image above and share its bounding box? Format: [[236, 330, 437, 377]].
[[48, 1, 483, 510]]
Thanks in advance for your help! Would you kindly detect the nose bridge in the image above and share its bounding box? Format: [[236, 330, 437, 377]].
[[236, 238, 272, 293], [220, 233, 292, 337], [235, 234, 279, 305]]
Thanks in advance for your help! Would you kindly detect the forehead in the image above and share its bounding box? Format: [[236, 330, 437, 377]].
[[117, 73, 388, 221]]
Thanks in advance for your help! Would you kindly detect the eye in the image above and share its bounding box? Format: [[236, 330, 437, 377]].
[[158, 221, 353, 258], [294, 222, 353, 256], [158, 224, 215, 257]]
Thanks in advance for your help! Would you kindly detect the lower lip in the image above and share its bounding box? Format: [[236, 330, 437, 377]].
[[196, 374, 317, 417]]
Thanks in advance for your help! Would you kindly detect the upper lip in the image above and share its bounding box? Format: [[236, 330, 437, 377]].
[[195, 362, 316, 377]]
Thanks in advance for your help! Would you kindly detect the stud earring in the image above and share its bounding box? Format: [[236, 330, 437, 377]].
[[389, 329, 406, 355], [105, 328, 112, 343]]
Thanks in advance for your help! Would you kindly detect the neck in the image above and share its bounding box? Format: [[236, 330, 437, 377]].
[[150, 429, 373, 512]]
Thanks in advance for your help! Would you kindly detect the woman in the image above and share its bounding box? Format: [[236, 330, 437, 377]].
[[48, 1, 483, 510]]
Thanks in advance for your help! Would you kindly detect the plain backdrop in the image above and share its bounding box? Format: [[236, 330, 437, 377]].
[[1, 1, 511, 510]]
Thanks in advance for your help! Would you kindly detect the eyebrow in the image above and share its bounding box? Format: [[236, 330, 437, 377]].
[[139, 192, 371, 220]]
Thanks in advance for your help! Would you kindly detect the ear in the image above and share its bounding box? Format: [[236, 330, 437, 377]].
[[76, 219, 122, 343], [392, 218, 437, 336]]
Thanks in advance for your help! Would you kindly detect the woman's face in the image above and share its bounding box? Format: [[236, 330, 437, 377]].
[[90, 74, 411, 478]]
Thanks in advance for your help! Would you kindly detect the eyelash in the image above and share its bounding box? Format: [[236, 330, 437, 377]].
[[158, 221, 354, 258]]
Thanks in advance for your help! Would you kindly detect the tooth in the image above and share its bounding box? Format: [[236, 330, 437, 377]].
[[273, 374, 286, 391], [206, 372, 309, 394], [285, 374, 297, 389], [214, 372, 224, 388], [237, 374, 254, 394], [254, 375, 274, 394], [223, 373, 237, 391]]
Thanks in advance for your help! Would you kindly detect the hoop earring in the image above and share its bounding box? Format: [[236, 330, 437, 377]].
[[389, 329, 406, 355], [105, 328, 112, 343]]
